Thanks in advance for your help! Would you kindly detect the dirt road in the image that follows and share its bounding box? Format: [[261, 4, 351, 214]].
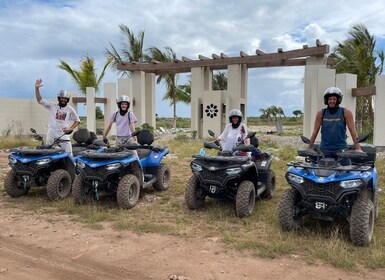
[[0, 151, 384, 280]]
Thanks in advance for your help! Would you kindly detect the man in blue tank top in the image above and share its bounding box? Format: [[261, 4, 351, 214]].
[[308, 87, 362, 165]]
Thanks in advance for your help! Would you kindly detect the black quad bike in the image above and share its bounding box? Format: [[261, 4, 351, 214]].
[[278, 135, 378, 246], [185, 130, 275, 218]]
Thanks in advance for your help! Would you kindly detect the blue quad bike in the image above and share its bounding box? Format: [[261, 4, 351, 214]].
[[278, 134, 378, 246], [5, 128, 75, 200], [185, 130, 275, 218], [72, 129, 171, 209], [4, 128, 105, 201]]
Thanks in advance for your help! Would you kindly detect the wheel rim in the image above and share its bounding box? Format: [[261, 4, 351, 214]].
[[248, 191, 254, 212], [58, 177, 70, 195], [163, 170, 170, 185], [128, 185, 137, 203], [368, 208, 374, 241]]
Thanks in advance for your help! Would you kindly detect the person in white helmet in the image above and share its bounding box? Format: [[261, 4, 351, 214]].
[[308, 86, 362, 164], [103, 95, 138, 145], [217, 109, 250, 153], [35, 79, 80, 156]]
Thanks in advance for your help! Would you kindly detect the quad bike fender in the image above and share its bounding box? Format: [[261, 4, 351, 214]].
[[61, 157, 76, 182], [124, 160, 144, 185], [255, 154, 273, 185], [140, 148, 169, 167]]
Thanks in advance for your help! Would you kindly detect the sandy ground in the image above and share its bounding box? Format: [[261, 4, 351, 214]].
[[0, 150, 384, 280]]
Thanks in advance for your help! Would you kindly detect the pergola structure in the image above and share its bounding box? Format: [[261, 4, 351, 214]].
[[118, 40, 332, 74], [117, 40, 336, 139]]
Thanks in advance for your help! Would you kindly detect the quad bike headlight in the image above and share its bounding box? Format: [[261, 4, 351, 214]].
[[9, 156, 17, 164], [76, 161, 86, 169], [287, 173, 304, 184], [36, 158, 52, 165], [226, 167, 242, 175], [340, 179, 364, 189], [106, 163, 121, 171], [191, 162, 202, 172]]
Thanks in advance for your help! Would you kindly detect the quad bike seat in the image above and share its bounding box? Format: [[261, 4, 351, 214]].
[[72, 129, 99, 156], [136, 130, 154, 159]]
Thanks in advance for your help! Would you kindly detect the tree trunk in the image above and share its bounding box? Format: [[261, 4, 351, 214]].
[[173, 87, 177, 130]]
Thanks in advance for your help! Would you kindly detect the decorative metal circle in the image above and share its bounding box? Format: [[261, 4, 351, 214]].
[[205, 104, 218, 118]]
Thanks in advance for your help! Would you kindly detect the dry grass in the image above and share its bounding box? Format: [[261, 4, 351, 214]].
[[1, 132, 385, 270]]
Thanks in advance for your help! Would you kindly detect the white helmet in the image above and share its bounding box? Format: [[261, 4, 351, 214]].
[[57, 90, 70, 100], [323, 87, 343, 105], [228, 109, 243, 122], [117, 95, 131, 109]]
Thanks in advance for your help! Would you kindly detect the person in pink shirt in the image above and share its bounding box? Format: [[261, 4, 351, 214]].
[[103, 95, 138, 145]]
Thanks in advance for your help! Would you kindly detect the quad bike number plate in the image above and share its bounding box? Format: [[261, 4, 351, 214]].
[[315, 201, 328, 210], [209, 185, 217, 193]]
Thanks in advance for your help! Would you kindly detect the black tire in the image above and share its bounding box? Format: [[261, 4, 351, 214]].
[[278, 189, 302, 231], [260, 170, 276, 199], [373, 189, 379, 220], [235, 180, 256, 218], [185, 175, 205, 210], [72, 175, 94, 204], [117, 174, 140, 209], [46, 169, 72, 200], [350, 197, 374, 246], [153, 163, 171, 191], [4, 169, 29, 197]]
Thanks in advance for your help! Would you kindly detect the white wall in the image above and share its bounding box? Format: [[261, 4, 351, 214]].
[[0, 97, 50, 136]]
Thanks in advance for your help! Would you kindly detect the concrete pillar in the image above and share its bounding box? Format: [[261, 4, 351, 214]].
[[303, 57, 332, 138], [145, 73, 156, 127], [118, 78, 132, 100], [69, 92, 77, 114], [191, 67, 204, 138], [202, 91, 222, 138], [69, 92, 79, 131], [336, 73, 357, 144], [227, 64, 247, 124], [86, 87, 96, 132], [131, 71, 146, 126], [104, 82, 117, 136], [374, 75, 385, 150]]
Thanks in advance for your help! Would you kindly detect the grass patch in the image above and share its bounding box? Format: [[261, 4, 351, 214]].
[[1, 125, 385, 270]]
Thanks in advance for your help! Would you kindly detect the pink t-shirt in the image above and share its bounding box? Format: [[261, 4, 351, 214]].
[[108, 111, 137, 137]]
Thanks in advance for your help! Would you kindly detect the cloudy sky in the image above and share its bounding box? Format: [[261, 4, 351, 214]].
[[1, 0, 385, 117]]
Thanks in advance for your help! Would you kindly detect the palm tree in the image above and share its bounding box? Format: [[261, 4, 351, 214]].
[[105, 24, 145, 77], [145, 46, 189, 129], [330, 23, 384, 133], [177, 79, 192, 104], [58, 55, 112, 95], [212, 71, 228, 90]]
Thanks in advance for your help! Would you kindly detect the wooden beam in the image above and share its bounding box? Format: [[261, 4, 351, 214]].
[[198, 55, 211, 60], [352, 86, 376, 97], [151, 60, 161, 64], [303, 45, 308, 49], [240, 51, 248, 57], [118, 44, 330, 73], [277, 48, 283, 53], [255, 49, 265, 55], [316, 39, 321, 46], [173, 58, 183, 63], [212, 54, 221, 59], [72, 97, 108, 104]]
